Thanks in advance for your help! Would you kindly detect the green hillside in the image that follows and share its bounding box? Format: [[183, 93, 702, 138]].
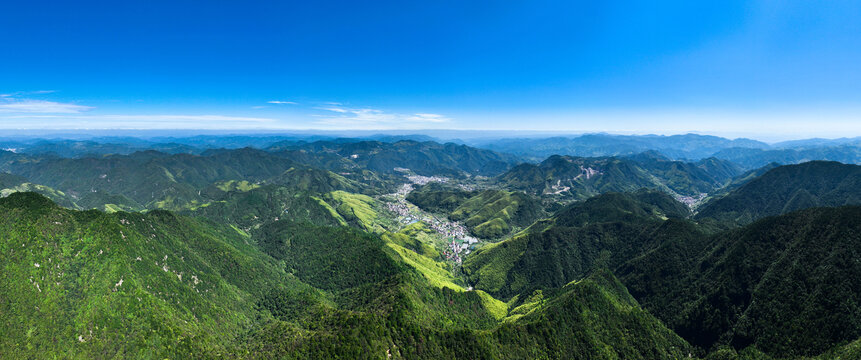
[[266, 165, 364, 194], [406, 183, 476, 213], [0, 142, 517, 211], [408, 184, 545, 238], [696, 161, 861, 225], [500, 154, 738, 201], [465, 187, 861, 357], [242, 266, 694, 359], [267, 140, 521, 177], [463, 191, 693, 299], [0, 192, 303, 358], [2, 149, 306, 211], [0, 172, 78, 208], [619, 206, 861, 357], [184, 185, 346, 231], [0, 172, 28, 189], [0, 192, 701, 359], [449, 190, 544, 238]]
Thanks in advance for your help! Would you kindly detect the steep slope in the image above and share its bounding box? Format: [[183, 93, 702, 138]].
[[243, 265, 694, 359], [0, 192, 696, 359], [702, 163, 781, 201], [0, 172, 28, 188], [463, 191, 692, 299], [265, 165, 363, 194], [407, 184, 545, 239], [0, 192, 306, 358], [449, 190, 545, 238], [184, 185, 347, 231], [627, 152, 741, 194], [618, 206, 861, 357], [406, 183, 475, 213], [500, 154, 737, 201], [0, 172, 78, 208], [696, 161, 861, 225], [501, 155, 656, 199], [463, 185, 861, 357], [483, 269, 692, 360]]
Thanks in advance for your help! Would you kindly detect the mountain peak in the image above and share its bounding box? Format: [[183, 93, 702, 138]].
[[0, 191, 58, 211]]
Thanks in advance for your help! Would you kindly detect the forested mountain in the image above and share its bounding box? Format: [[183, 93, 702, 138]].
[[0, 172, 77, 208], [405, 183, 476, 213], [407, 184, 545, 238], [696, 161, 861, 225], [1, 148, 303, 211], [0, 192, 694, 359], [0, 139, 521, 212], [267, 140, 521, 176], [700, 162, 781, 202], [464, 186, 861, 357], [463, 191, 693, 300], [0, 192, 298, 358], [619, 206, 861, 357], [499, 154, 740, 201]]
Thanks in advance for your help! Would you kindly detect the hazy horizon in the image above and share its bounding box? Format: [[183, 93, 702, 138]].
[[1, 128, 860, 144]]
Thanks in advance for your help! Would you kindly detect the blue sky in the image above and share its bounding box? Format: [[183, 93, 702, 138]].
[[1, 1, 860, 139]]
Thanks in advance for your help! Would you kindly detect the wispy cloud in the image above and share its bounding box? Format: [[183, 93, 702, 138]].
[[0, 91, 92, 114], [0, 99, 94, 113], [313, 106, 452, 129], [407, 113, 450, 123], [0, 90, 56, 97], [267, 100, 297, 105], [0, 114, 279, 129]]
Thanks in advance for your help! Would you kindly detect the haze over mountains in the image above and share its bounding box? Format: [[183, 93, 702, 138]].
[[5, 132, 860, 168], [1, 132, 861, 359]]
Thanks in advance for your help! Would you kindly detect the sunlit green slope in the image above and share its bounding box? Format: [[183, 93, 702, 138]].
[[0, 192, 309, 358]]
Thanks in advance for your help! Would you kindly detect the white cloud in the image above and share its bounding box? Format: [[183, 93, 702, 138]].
[[0, 114, 279, 129], [267, 100, 297, 105], [0, 91, 91, 114], [0, 99, 94, 113], [407, 113, 450, 123], [313, 106, 452, 129], [0, 90, 56, 98], [318, 106, 350, 113]]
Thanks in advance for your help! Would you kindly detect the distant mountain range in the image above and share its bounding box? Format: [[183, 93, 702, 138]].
[[474, 133, 769, 160], [471, 133, 861, 168], [0, 140, 520, 212]]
